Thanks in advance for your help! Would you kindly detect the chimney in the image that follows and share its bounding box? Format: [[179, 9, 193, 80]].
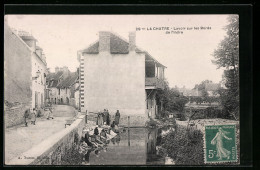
[[99, 31, 110, 52], [19, 31, 37, 52], [62, 66, 70, 78], [55, 67, 60, 73], [129, 31, 136, 51]]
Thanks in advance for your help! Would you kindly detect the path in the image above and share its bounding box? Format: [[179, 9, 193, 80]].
[[5, 105, 76, 164]]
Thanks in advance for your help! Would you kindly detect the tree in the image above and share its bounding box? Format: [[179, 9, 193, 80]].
[[193, 80, 212, 99], [212, 15, 239, 120], [157, 80, 189, 114]]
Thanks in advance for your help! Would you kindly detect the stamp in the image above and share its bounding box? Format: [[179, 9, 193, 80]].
[[204, 124, 237, 163]]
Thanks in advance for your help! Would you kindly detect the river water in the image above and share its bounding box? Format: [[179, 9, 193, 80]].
[[78, 127, 170, 165]]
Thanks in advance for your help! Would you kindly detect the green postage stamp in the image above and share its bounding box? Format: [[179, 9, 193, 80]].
[[204, 124, 237, 163]]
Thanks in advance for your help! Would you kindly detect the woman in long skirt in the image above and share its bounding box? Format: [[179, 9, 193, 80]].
[[31, 108, 37, 125], [114, 110, 120, 126], [97, 112, 103, 126]]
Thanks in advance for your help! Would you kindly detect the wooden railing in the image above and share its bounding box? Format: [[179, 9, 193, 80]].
[[145, 77, 165, 89]]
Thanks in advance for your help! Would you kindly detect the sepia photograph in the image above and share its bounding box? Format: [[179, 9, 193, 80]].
[[4, 14, 240, 165]]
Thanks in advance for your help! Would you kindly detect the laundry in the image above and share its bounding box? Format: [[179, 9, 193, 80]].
[[79, 124, 119, 155]]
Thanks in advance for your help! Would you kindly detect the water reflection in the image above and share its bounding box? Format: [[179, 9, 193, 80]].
[[78, 128, 169, 165], [146, 128, 165, 165]]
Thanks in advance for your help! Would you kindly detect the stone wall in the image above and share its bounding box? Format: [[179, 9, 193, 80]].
[[4, 103, 32, 128], [4, 23, 32, 127], [7, 114, 86, 165], [69, 98, 77, 109]]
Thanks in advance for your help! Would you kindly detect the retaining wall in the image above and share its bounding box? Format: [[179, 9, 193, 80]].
[[5, 104, 32, 128], [7, 114, 86, 165]]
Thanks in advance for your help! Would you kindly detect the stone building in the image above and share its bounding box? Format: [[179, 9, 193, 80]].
[[4, 24, 47, 127], [77, 31, 166, 126], [46, 67, 79, 108]]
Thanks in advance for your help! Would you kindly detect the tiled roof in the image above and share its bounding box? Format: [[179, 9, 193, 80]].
[[56, 72, 78, 88], [47, 71, 63, 80], [19, 35, 36, 40], [46, 71, 64, 88], [36, 46, 42, 50], [48, 80, 59, 88], [81, 32, 166, 67]]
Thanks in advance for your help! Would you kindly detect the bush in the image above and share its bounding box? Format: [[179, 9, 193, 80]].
[[178, 113, 187, 121], [185, 107, 230, 120], [145, 118, 157, 127], [161, 127, 204, 165]]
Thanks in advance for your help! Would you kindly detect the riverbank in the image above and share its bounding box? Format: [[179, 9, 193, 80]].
[[156, 118, 239, 165]]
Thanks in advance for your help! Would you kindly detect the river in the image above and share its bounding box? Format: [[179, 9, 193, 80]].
[[67, 127, 174, 165]]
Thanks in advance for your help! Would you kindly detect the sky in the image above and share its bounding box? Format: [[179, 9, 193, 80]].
[[5, 15, 230, 89]]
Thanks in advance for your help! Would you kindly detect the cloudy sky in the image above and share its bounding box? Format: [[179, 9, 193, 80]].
[[5, 15, 230, 88]]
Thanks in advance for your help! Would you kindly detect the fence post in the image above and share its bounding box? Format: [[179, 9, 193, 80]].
[[128, 116, 130, 130], [85, 110, 88, 124]]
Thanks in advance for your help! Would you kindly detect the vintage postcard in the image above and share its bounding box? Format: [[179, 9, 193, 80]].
[[4, 14, 240, 165]]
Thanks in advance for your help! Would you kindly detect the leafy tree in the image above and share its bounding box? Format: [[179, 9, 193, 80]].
[[157, 80, 189, 115], [212, 15, 239, 120], [193, 80, 212, 98]]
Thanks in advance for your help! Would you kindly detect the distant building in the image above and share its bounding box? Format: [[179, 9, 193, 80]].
[[46, 67, 79, 108], [178, 82, 220, 97], [205, 83, 220, 96], [78, 31, 166, 126], [4, 24, 47, 127], [177, 86, 200, 97]]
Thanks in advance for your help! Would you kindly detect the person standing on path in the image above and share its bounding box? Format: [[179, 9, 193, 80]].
[[31, 108, 37, 125], [24, 108, 30, 127], [97, 111, 103, 126], [114, 110, 120, 126], [47, 108, 54, 120], [103, 109, 107, 125], [106, 109, 110, 125]]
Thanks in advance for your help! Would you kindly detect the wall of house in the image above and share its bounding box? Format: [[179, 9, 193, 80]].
[[59, 88, 70, 104], [4, 24, 32, 127], [74, 90, 79, 109], [31, 53, 47, 108], [49, 87, 59, 104], [83, 51, 147, 125]]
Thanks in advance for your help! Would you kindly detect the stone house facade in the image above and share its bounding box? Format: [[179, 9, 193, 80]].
[[4, 23, 47, 127], [78, 31, 166, 126]]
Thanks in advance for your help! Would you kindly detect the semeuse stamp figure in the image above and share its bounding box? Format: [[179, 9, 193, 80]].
[[204, 124, 237, 163]]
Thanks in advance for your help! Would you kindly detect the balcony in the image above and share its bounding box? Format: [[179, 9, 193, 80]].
[[145, 77, 165, 89]]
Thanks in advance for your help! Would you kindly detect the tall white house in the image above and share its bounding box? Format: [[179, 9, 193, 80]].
[[78, 31, 166, 126]]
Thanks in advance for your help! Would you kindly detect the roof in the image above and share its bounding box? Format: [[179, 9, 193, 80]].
[[81, 32, 166, 68], [56, 72, 78, 88], [46, 71, 63, 80], [19, 35, 37, 40], [205, 83, 220, 91], [47, 80, 59, 88], [36, 46, 42, 50], [46, 71, 64, 88]]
